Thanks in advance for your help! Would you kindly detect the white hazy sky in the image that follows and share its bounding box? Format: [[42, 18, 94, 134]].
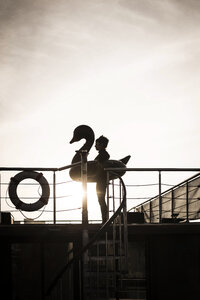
[[1, 0, 200, 168], [1, 0, 200, 221]]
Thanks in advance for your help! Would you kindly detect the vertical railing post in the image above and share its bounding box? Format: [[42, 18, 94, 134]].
[[171, 189, 174, 218], [159, 171, 162, 223], [80, 150, 89, 300], [122, 180, 128, 273], [107, 171, 110, 220], [80, 150, 88, 225], [186, 181, 189, 222], [53, 171, 56, 224], [150, 201, 152, 223], [112, 180, 115, 213]]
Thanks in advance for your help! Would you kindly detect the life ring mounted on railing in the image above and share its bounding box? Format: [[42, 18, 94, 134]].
[[8, 171, 50, 212]]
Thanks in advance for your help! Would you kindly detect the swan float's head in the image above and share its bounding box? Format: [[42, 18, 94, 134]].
[[70, 125, 95, 144]]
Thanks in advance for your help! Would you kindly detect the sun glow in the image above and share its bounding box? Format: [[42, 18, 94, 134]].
[[56, 178, 101, 223]]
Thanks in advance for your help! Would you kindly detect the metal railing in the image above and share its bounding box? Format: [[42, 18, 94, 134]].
[[0, 163, 85, 224], [1, 166, 200, 224], [106, 168, 200, 223], [132, 170, 200, 223]]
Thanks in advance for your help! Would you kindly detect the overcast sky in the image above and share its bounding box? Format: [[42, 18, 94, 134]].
[[1, 0, 200, 220]]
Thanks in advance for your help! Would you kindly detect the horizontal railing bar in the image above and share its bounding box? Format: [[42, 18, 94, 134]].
[[0, 167, 58, 172], [105, 168, 200, 172], [57, 162, 81, 171], [0, 162, 81, 172], [1, 166, 200, 172]]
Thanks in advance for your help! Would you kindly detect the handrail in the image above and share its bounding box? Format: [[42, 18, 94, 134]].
[[105, 168, 200, 172], [0, 167, 58, 172], [1, 165, 199, 173], [46, 171, 127, 296], [0, 162, 81, 172], [57, 162, 81, 171]]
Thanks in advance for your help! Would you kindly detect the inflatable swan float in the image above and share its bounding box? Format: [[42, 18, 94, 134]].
[[69, 125, 130, 182]]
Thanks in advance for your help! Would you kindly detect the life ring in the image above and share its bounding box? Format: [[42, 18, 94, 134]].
[[8, 171, 50, 212]]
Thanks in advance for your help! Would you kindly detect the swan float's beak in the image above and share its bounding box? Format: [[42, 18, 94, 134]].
[[70, 135, 80, 144], [70, 137, 75, 144]]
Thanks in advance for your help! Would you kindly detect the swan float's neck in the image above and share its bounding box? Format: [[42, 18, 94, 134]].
[[71, 139, 94, 164]]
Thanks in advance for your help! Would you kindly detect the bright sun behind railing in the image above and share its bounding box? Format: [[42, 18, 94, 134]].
[[56, 179, 101, 223]]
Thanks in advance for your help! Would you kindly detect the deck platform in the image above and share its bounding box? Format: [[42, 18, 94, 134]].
[[1, 222, 200, 242]]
